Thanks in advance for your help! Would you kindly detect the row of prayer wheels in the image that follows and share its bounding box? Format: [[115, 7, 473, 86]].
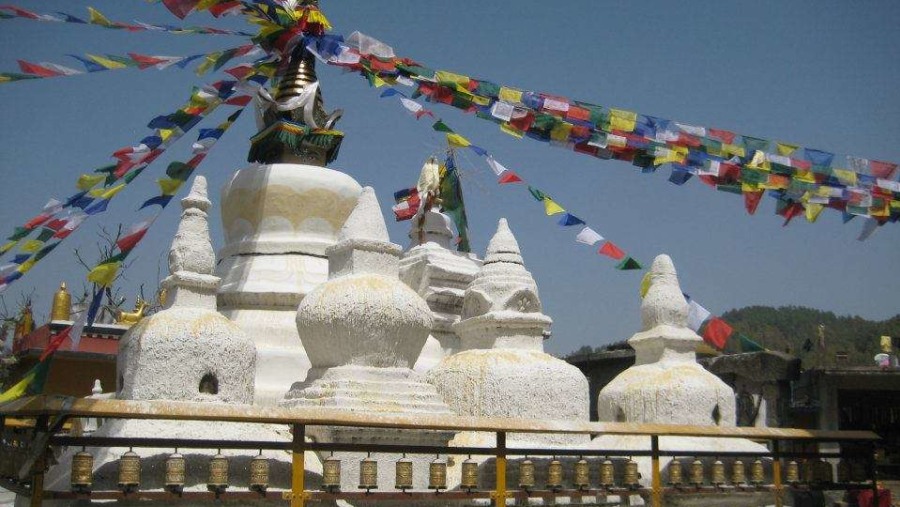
[[323, 454, 450, 491], [784, 458, 870, 485], [70, 449, 270, 494], [668, 459, 762, 487]]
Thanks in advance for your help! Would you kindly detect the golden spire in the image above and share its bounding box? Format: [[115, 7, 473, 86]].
[[51, 282, 72, 322]]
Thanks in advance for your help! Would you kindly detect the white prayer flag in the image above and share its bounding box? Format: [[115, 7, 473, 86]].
[[490, 101, 515, 122], [687, 300, 711, 332], [675, 122, 706, 137], [399, 97, 423, 115], [486, 156, 508, 177], [543, 98, 570, 113], [575, 227, 604, 246]]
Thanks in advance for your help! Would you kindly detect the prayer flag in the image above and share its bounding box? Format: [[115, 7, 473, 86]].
[[446, 133, 471, 148], [598, 241, 625, 260], [557, 213, 585, 226], [615, 256, 642, 270], [486, 156, 508, 177], [639, 272, 651, 298], [498, 171, 522, 184], [543, 197, 565, 216], [744, 189, 764, 215], [776, 142, 799, 156], [575, 227, 603, 246], [0, 357, 53, 403], [87, 261, 121, 287], [701, 317, 733, 349], [87, 7, 113, 26], [432, 120, 452, 133], [687, 300, 711, 332], [738, 334, 765, 352]]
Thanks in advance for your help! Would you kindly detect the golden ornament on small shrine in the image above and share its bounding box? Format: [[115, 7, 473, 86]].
[[51, 282, 72, 321], [573, 458, 590, 490], [547, 459, 563, 491], [624, 459, 641, 489], [249, 453, 269, 493], [322, 454, 341, 491], [460, 457, 478, 491], [164, 452, 185, 494], [117, 450, 141, 494], [71, 449, 93, 494], [689, 459, 704, 487], [207, 452, 229, 493], [395, 457, 413, 490], [732, 460, 746, 486], [359, 456, 378, 491], [518, 459, 535, 490], [428, 457, 447, 491], [599, 459, 615, 488]]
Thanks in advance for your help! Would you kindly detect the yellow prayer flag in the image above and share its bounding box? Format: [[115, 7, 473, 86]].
[[446, 133, 471, 148], [0, 241, 17, 255], [639, 272, 652, 299], [17, 258, 36, 274], [723, 143, 746, 158], [653, 146, 687, 166], [369, 73, 386, 88], [748, 150, 770, 170], [550, 122, 572, 142], [77, 174, 106, 191], [609, 109, 637, 132], [195, 53, 219, 76], [498, 87, 523, 104], [435, 70, 470, 86], [794, 170, 817, 184], [100, 184, 126, 200], [20, 240, 43, 253], [543, 197, 565, 216], [871, 204, 889, 217], [86, 54, 128, 70], [776, 142, 799, 156], [832, 169, 857, 186], [890, 200, 900, 210], [741, 182, 760, 193], [87, 261, 121, 287], [500, 124, 524, 138], [805, 203, 824, 223], [0, 76, 12, 83], [158, 178, 183, 196], [304, 9, 332, 30], [159, 128, 176, 142], [471, 95, 491, 107], [88, 7, 113, 27], [0, 369, 34, 403]]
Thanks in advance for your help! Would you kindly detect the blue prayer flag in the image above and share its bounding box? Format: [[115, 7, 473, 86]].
[[557, 213, 586, 226]]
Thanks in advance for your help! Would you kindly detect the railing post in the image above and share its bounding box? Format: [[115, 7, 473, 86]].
[[650, 435, 662, 507], [771, 440, 783, 507], [291, 424, 306, 507], [28, 415, 49, 507], [869, 442, 879, 505], [493, 431, 507, 507]]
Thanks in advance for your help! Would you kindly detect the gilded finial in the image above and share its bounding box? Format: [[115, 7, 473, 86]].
[[51, 281, 72, 321]]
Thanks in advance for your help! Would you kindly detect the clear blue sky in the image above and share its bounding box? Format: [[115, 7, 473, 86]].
[[1, 1, 898, 355]]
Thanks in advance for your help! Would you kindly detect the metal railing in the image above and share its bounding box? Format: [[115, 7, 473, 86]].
[[0, 395, 882, 507]]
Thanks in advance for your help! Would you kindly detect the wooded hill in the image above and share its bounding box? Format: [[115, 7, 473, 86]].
[[721, 306, 900, 369]]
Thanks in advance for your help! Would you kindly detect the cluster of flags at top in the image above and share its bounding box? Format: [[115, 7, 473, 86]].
[[298, 31, 899, 239]]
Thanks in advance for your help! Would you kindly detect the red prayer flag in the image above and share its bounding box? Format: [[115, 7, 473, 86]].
[[870, 160, 898, 179], [225, 95, 252, 106], [127, 53, 168, 69], [17, 60, 61, 78], [116, 229, 148, 253], [497, 171, 522, 184], [24, 213, 51, 230], [598, 241, 625, 260], [161, 0, 199, 19], [701, 317, 733, 349], [707, 129, 736, 144], [40, 325, 71, 361], [743, 190, 764, 215]]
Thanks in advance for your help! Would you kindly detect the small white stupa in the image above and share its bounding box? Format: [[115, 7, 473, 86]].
[[40, 177, 324, 498], [427, 219, 590, 447], [281, 187, 455, 491], [399, 209, 481, 373], [589, 254, 769, 488]]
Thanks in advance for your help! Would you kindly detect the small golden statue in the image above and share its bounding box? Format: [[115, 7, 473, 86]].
[[116, 298, 149, 326]]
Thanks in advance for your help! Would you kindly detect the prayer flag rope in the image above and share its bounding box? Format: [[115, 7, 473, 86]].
[[302, 32, 899, 237], [1, 44, 259, 84], [0, 5, 253, 36]]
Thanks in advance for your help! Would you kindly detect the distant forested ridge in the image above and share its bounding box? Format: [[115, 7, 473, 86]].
[[721, 306, 900, 368]]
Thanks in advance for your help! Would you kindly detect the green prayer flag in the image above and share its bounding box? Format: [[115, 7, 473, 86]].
[[432, 120, 453, 133], [474, 80, 500, 98], [615, 256, 643, 270], [123, 167, 144, 184], [9, 227, 30, 241], [716, 183, 743, 195], [738, 333, 765, 353], [36, 229, 54, 242], [528, 186, 549, 202], [166, 161, 192, 181], [742, 136, 770, 154]]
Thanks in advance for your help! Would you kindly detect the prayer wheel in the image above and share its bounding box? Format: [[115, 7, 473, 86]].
[[802, 459, 815, 483], [322, 455, 341, 491], [117, 450, 141, 493], [785, 461, 800, 485], [667, 459, 684, 486], [599, 459, 615, 488], [519, 459, 535, 490], [460, 458, 478, 491], [546, 459, 563, 491], [624, 459, 640, 489], [71, 450, 93, 494], [814, 459, 832, 484], [837, 458, 852, 483], [164, 453, 185, 494], [750, 459, 765, 485], [395, 457, 413, 490], [249, 454, 269, 493], [359, 457, 377, 490], [428, 457, 447, 490], [850, 460, 868, 483], [207, 453, 229, 493], [711, 460, 726, 486], [732, 460, 746, 486], [689, 459, 704, 487], [573, 458, 590, 490]]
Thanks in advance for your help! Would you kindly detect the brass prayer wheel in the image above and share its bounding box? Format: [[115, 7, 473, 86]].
[[428, 458, 447, 490], [359, 457, 378, 490], [785, 460, 800, 485], [546, 459, 563, 491], [689, 459, 704, 486], [815, 459, 833, 484], [460, 458, 478, 491], [395, 458, 413, 490], [249, 454, 269, 493], [624, 459, 640, 489], [518, 459, 535, 490], [322, 455, 341, 491], [207, 453, 229, 493], [117, 450, 141, 493], [802, 459, 815, 483], [573, 458, 590, 490], [837, 458, 852, 483], [711, 460, 726, 486], [732, 460, 746, 486], [599, 459, 615, 488], [750, 459, 765, 485], [667, 459, 684, 486], [164, 453, 185, 494], [850, 459, 868, 483], [71, 450, 93, 493]]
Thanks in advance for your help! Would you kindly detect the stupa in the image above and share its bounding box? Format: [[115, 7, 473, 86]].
[[428, 219, 589, 446], [588, 254, 770, 501], [215, 29, 361, 406], [40, 177, 325, 499], [399, 208, 482, 372], [281, 187, 456, 491]]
